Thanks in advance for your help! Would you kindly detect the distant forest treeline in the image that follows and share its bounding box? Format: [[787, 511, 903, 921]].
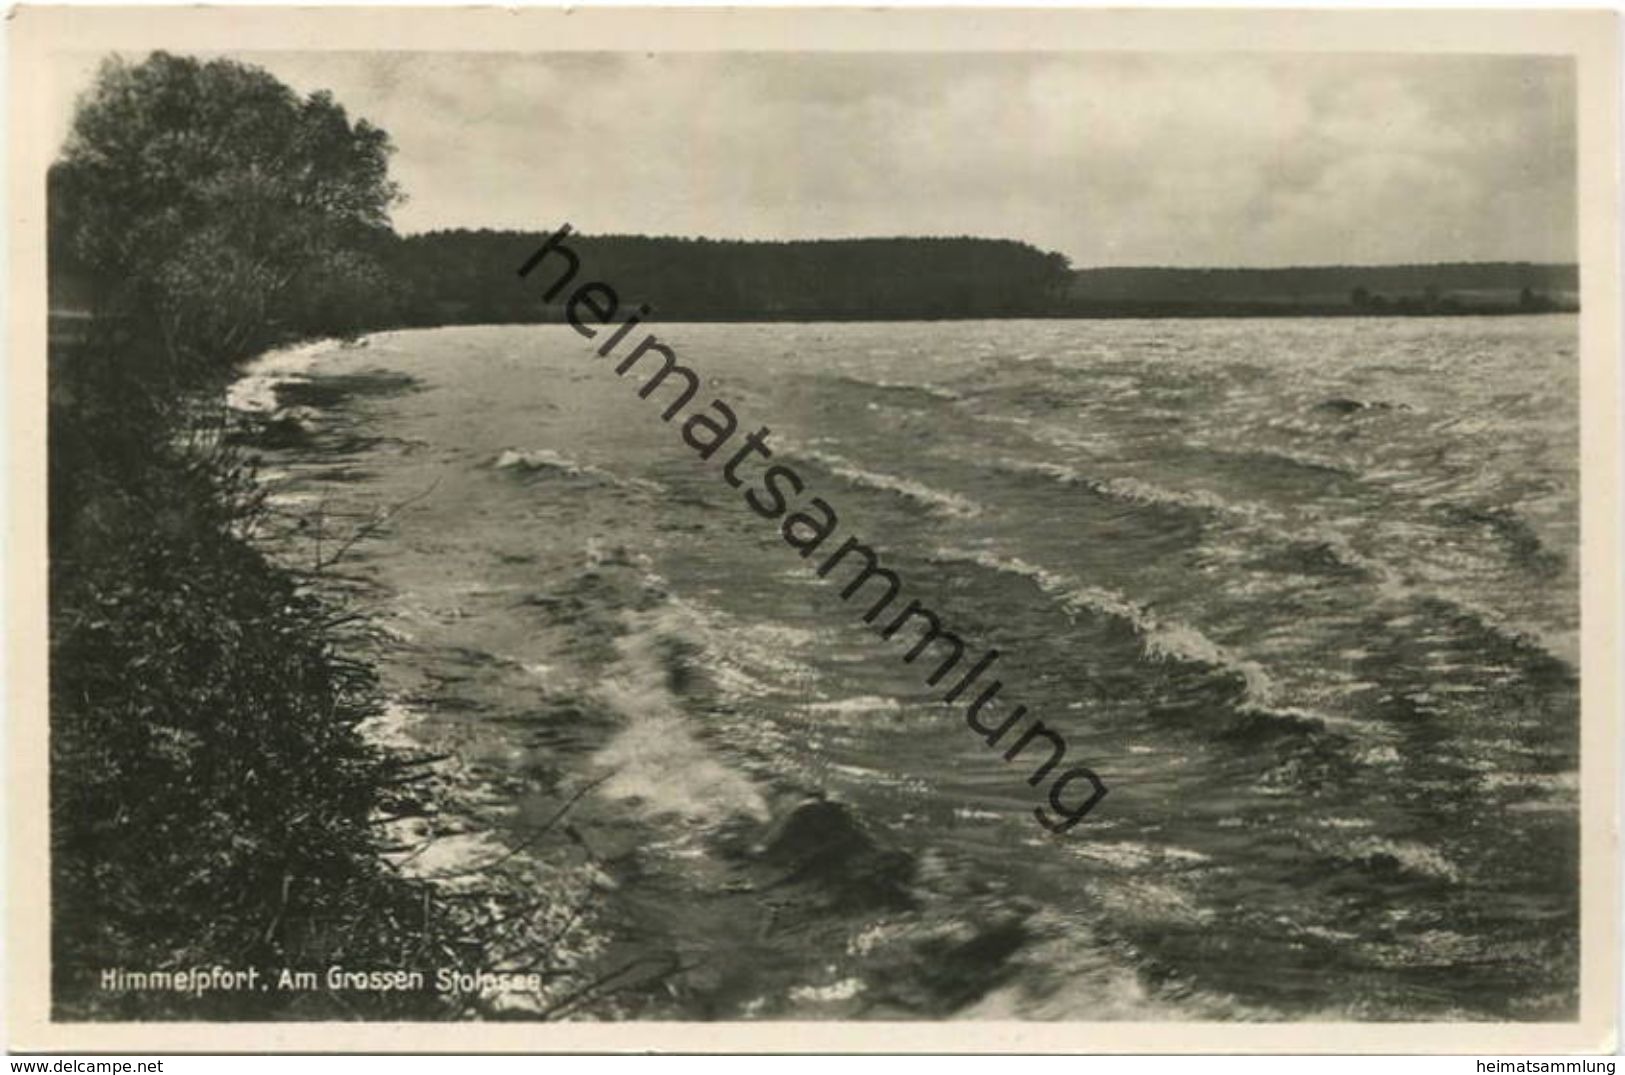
[[379, 231, 1581, 324], [1067, 262, 1579, 317], [384, 230, 1074, 324], [52, 226, 1581, 330]]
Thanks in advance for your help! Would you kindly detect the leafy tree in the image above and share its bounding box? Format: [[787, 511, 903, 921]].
[[51, 51, 400, 379], [45, 53, 501, 1020]]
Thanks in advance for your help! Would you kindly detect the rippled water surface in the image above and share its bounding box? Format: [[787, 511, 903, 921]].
[[246, 316, 1579, 1021]]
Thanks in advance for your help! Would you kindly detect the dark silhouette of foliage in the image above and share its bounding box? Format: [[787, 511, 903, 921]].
[[51, 51, 400, 383], [48, 52, 469, 1021], [379, 229, 1074, 325], [1066, 262, 1577, 317], [363, 229, 1575, 324]]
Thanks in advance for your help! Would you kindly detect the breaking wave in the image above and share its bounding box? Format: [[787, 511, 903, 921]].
[[490, 448, 665, 493], [794, 446, 983, 518], [938, 547, 1281, 707]]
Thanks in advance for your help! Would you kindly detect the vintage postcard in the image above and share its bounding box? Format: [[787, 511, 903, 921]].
[[7, 5, 1620, 1054]]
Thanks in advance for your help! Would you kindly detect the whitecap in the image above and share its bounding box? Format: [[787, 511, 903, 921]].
[[227, 339, 338, 413], [794, 446, 982, 518], [788, 977, 865, 1004], [949, 548, 1280, 705], [589, 606, 768, 824], [490, 448, 664, 493], [801, 695, 903, 716]]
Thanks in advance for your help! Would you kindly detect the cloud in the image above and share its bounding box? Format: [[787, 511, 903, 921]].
[[53, 49, 1577, 266]]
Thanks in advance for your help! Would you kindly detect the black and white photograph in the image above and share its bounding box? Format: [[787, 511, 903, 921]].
[[8, 5, 1620, 1053]]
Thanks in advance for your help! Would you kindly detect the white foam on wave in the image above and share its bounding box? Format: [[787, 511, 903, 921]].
[[358, 699, 506, 886], [490, 448, 664, 493], [1101, 475, 1275, 523], [590, 605, 769, 824], [838, 373, 963, 402], [948, 548, 1280, 705], [788, 977, 865, 1004], [794, 446, 982, 518], [622, 584, 821, 707], [801, 695, 903, 716], [226, 339, 337, 413], [990, 455, 1416, 600], [357, 697, 424, 753], [1336, 836, 1463, 883], [266, 490, 320, 509], [1185, 433, 1355, 482], [982, 406, 1569, 663], [1395, 580, 1576, 670], [991, 456, 1279, 527], [1067, 841, 1212, 870]]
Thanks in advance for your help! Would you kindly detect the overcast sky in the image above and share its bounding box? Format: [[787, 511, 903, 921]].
[[55, 50, 1578, 267]]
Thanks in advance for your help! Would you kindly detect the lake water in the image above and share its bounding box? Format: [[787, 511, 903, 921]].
[[241, 316, 1579, 1021]]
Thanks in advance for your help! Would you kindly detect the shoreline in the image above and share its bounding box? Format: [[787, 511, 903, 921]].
[[49, 320, 494, 1020], [228, 331, 1101, 1021], [240, 320, 1578, 1022], [391, 308, 1579, 331], [229, 338, 592, 1018]]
